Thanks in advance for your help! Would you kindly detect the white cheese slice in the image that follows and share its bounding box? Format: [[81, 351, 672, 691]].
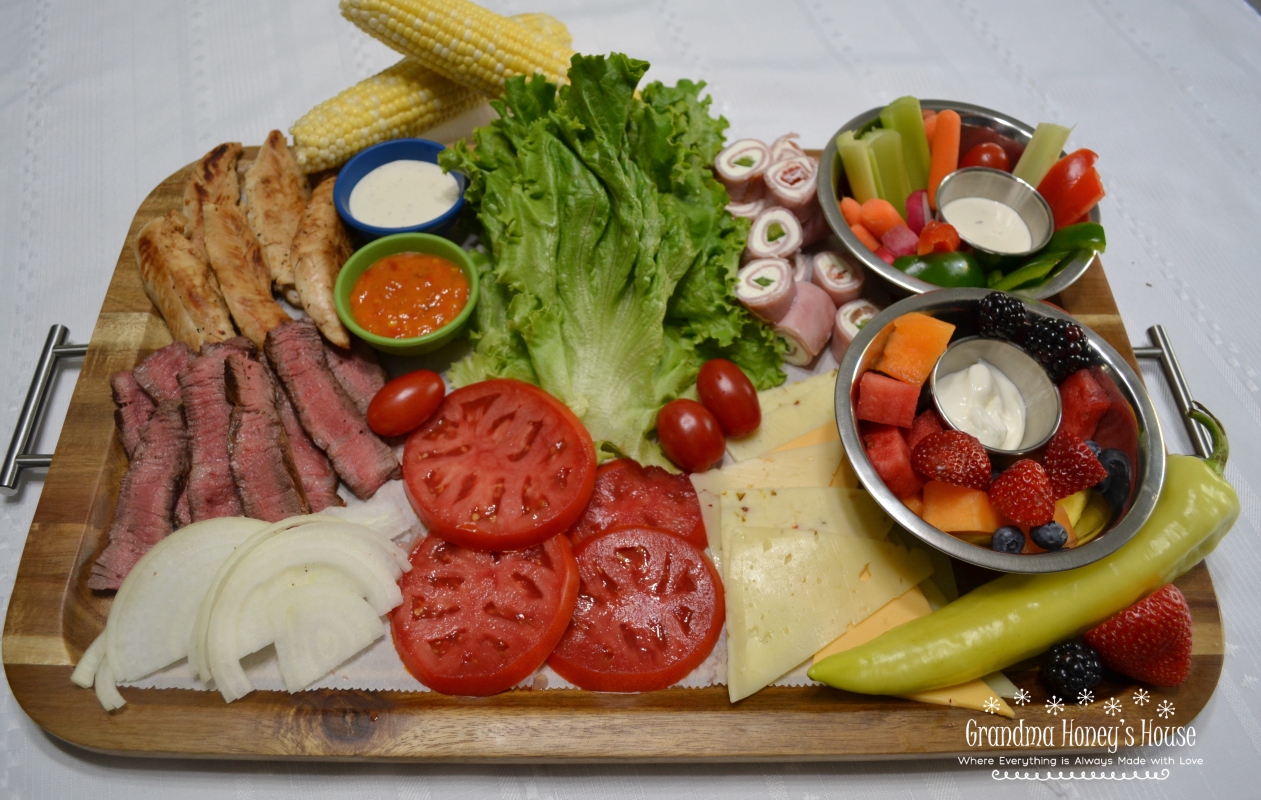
[[716, 486, 892, 565], [724, 526, 933, 702], [726, 370, 838, 462]]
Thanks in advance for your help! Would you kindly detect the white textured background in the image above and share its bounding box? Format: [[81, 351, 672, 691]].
[[3, 0, 1261, 796]]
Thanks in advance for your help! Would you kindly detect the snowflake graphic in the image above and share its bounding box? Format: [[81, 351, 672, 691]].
[[1077, 688, 1094, 706], [1158, 700, 1176, 719], [1133, 688, 1150, 706], [983, 696, 1002, 715], [1103, 697, 1123, 716], [1014, 688, 1031, 706], [1045, 696, 1065, 715]]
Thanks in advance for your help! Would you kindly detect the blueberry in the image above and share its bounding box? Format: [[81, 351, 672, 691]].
[[1097, 448, 1132, 512], [1031, 521, 1069, 550], [992, 526, 1025, 553], [1085, 439, 1102, 458]]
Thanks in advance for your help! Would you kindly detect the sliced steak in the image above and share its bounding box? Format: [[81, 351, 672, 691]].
[[325, 338, 388, 416], [90, 402, 189, 591], [264, 319, 399, 499], [133, 341, 195, 403], [110, 370, 155, 459], [178, 338, 252, 521], [224, 351, 309, 522], [263, 360, 343, 512]]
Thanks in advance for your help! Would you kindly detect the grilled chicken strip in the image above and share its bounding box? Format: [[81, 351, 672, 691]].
[[183, 142, 243, 259], [244, 131, 310, 306], [292, 176, 353, 348], [201, 194, 292, 349], [134, 211, 235, 349]]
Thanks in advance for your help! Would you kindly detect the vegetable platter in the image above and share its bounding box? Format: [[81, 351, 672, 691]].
[[0, 144, 1226, 762]]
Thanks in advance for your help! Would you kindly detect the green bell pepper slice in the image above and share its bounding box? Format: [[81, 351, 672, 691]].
[[893, 251, 986, 288]]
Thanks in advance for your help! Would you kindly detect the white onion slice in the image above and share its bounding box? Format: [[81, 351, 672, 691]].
[[832, 299, 883, 362], [811, 251, 866, 306], [736, 258, 797, 323], [71, 633, 106, 689], [320, 479, 420, 542], [267, 583, 385, 693], [746, 206, 802, 260], [775, 282, 837, 366], [94, 658, 126, 711], [714, 138, 771, 201]]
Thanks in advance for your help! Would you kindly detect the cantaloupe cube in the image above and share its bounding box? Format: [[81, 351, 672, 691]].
[[921, 480, 1003, 534], [902, 492, 924, 517], [855, 371, 919, 428], [873, 312, 956, 387]]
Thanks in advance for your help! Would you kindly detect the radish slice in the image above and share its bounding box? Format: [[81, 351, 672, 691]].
[[736, 258, 797, 323], [726, 195, 767, 220], [714, 138, 771, 202], [775, 281, 837, 366], [811, 252, 866, 306], [874, 246, 896, 264], [769, 132, 807, 164], [881, 224, 919, 258], [792, 251, 813, 283], [746, 206, 802, 260], [268, 583, 385, 693], [906, 189, 930, 234], [764, 156, 818, 215], [832, 299, 882, 362]]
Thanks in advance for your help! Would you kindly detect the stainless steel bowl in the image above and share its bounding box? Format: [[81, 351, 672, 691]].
[[935, 167, 1054, 257], [836, 288, 1164, 573], [818, 100, 1101, 300]]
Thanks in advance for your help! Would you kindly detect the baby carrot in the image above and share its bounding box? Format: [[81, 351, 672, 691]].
[[923, 111, 939, 149], [850, 222, 882, 253], [927, 109, 960, 211], [839, 196, 863, 227], [859, 198, 906, 239]]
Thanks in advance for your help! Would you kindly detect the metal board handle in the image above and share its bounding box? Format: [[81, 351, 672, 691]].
[[1, 325, 87, 495], [1133, 324, 1213, 459]]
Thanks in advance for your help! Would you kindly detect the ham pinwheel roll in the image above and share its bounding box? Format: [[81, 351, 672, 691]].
[[811, 251, 865, 306], [831, 299, 882, 363], [736, 258, 797, 323], [714, 138, 771, 202], [745, 206, 803, 260], [769, 132, 806, 164], [765, 155, 819, 218], [800, 205, 827, 246], [726, 195, 768, 220], [775, 281, 836, 366], [792, 251, 813, 283]]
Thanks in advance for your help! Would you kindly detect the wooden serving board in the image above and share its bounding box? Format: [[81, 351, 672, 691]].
[[1, 152, 1223, 762]]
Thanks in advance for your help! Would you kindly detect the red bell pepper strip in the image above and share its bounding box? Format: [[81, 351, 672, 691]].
[[1038, 149, 1106, 229], [917, 219, 961, 255]]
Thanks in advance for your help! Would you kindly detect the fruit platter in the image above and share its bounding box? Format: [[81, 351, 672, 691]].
[[1, 0, 1237, 762]]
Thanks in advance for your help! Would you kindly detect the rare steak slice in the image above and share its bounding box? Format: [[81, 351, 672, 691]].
[[325, 338, 388, 416], [265, 319, 399, 499], [178, 338, 252, 521], [133, 341, 195, 403], [263, 360, 343, 512], [224, 351, 309, 522], [90, 402, 189, 591], [110, 370, 155, 459]]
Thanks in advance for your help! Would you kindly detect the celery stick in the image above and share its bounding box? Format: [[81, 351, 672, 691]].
[[1012, 123, 1072, 187], [836, 131, 881, 204], [879, 96, 931, 191], [864, 128, 912, 217]]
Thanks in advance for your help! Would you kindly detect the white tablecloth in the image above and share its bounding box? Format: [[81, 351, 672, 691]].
[[4, 0, 1261, 796]]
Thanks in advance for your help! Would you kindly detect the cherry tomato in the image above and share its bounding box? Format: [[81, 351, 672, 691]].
[[403, 378, 597, 551], [367, 369, 446, 437], [696, 359, 761, 437], [547, 526, 724, 692], [656, 399, 726, 473], [960, 142, 1011, 172], [568, 459, 706, 549], [392, 533, 579, 696]]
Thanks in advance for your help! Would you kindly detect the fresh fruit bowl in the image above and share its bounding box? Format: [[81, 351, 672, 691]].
[[818, 100, 1101, 300], [835, 288, 1163, 573]]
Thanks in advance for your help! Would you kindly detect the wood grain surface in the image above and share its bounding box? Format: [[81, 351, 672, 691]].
[[1, 150, 1224, 762]]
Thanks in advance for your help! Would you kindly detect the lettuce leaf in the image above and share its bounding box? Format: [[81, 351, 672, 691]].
[[444, 54, 783, 465]]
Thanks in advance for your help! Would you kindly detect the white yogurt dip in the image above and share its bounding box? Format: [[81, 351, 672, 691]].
[[940, 196, 1033, 254], [935, 358, 1027, 449], [348, 159, 460, 229]]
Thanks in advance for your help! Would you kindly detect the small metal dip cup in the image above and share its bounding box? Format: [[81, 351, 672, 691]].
[[934, 167, 1054, 258]]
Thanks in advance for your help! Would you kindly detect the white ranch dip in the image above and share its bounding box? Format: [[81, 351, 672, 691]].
[[940, 196, 1032, 254], [349, 160, 460, 229], [935, 359, 1027, 450]]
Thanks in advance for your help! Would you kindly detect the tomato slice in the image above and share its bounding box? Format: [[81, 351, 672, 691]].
[[568, 459, 707, 549], [392, 533, 579, 696], [403, 378, 598, 551], [547, 526, 724, 692]]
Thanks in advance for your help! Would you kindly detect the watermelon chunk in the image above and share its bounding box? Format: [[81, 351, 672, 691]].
[[1057, 369, 1111, 440], [856, 371, 919, 428], [862, 423, 924, 498], [903, 409, 944, 451]]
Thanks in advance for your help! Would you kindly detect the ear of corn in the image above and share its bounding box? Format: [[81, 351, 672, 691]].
[[338, 0, 575, 97], [291, 10, 573, 173]]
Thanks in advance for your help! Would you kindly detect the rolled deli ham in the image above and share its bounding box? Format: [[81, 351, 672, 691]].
[[765, 155, 819, 218], [811, 251, 865, 306], [714, 138, 771, 202], [768, 132, 807, 164], [832, 299, 882, 363], [775, 281, 836, 367], [726, 195, 767, 220], [745, 206, 802, 260], [736, 258, 797, 323], [792, 251, 813, 283]]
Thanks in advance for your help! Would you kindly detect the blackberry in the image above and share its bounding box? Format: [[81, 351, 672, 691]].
[[1025, 317, 1091, 382], [1042, 641, 1103, 699], [977, 292, 1030, 342]]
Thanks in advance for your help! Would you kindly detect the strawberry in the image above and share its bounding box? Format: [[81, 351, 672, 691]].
[[988, 459, 1055, 526], [1044, 430, 1108, 499], [1083, 584, 1192, 687], [904, 409, 944, 452], [910, 430, 992, 491]]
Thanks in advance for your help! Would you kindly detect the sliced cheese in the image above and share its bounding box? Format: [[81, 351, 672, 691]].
[[717, 487, 892, 562], [727, 370, 837, 462], [772, 423, 839, 452], [725, 526, 933, 702], [812, 586, 1014, 718]]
